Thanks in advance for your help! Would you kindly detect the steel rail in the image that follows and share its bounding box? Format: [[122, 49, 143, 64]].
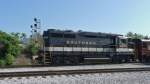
[[0, 67, 150, 78], [0, 62, 140, 69]]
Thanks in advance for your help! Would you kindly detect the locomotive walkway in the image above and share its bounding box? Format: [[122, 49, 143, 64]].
[[0, 63, 150, 78]]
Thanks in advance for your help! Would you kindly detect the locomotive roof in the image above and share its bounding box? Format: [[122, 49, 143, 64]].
[[118, 36, 129, 39], [141, 39, 150, 42], [45, 29, 122, 37]]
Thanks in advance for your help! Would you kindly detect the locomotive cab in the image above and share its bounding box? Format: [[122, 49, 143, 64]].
[[114, 36, 135, 63]]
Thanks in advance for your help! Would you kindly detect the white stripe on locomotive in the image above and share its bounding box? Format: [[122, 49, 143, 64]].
[[45, 47, 106, 52], [116, 48, 134, 52], [45, 47, 134, 53]]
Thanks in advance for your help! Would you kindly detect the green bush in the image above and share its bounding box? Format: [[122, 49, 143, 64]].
[[0, 31, 22, 66], [29, 42, 39, 56], [6, 54, 14, 65], [0, 59, 6, 66]]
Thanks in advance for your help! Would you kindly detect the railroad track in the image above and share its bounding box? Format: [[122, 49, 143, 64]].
[[1, 67, 150, 78], [0, 62, 140, 69]]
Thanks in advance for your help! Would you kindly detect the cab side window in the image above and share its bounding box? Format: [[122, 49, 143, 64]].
[[121, 39, 127, 44], [119, 38, 128, 47]]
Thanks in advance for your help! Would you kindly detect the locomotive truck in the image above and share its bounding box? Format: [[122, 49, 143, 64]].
[[42, 29, 150, 65]]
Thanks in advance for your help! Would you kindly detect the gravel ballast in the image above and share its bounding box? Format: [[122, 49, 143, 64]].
[[0, 71, 150, 84]]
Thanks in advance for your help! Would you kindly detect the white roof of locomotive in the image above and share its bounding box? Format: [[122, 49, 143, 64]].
[[118, 36, 128, 39], [141, 39, 150, 42]]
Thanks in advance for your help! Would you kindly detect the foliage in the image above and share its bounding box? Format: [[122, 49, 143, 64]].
[[126, 32, 149, 39], [0, 59, 6, 66], [31, 32, 44, 48], [0, 31, 22, 66], [6, 54, 14, 65], [27, 32, 43, 56], [29, 42, 39, 55], [11, 32, 27, 43]]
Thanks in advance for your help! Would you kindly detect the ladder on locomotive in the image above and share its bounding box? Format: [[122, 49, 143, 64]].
[[44, 47, 52, 65]]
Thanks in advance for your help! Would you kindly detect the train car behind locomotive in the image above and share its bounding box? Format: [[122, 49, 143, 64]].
[[141, 39, 150, 62]]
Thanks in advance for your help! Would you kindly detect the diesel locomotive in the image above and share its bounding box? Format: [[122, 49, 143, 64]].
[[42, 29, 150, 65]]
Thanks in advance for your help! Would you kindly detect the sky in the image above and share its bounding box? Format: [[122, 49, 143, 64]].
[[0, 0, 150, 36]]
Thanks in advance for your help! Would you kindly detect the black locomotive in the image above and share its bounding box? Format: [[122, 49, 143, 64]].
[[42, 29, 150, 65]]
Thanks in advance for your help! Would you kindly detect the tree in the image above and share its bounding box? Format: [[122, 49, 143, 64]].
[[20, 33, 27, 41], [144, 35, 149, 39], [6, 54, 14, 65], [126, 32, 134, 38], [126, 32, 146, 39], [31, 32, 43, 48], [29, 42, 39, 56], [11, 32, 20, 38], [0, 31, 22, 66], [0, 59, 5, 66]]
